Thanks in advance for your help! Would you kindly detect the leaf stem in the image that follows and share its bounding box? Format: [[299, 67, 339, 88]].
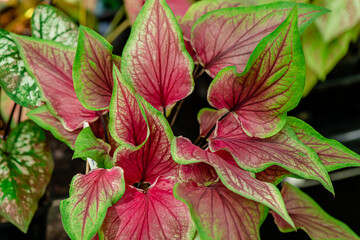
[[170, 100, 184, 127], [194, 68, 205, 79], [104, 5, 125, 36], [98, 112, 109, 144], [85, 161, 90, 174], [4, 103, 17, 140], [196, 111, 230, 148], [18, 106, 22, 124]]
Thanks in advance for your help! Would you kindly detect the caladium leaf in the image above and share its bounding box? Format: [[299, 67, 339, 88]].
[[60, 167, 125, 240], [27, 105, 81, 150], [73, 127, 112, 169], [114, 97, 178, 185], [174, 181, 267, 240], [255, 166, 292, 185], [209, 114, 333, 194], [12, 35, 98, 131], [124, 0, 191, 25], [271, 182, 360, 240], [179, 163, 218, 184], [0, 29, 41, 108], [197, 108, 227, 138], [180, 0, 248, 40], [73, 26, 114, 111], [288, 117, 360, 172], [121, 0, 194, 111], [193, 2, 329, 78], [171, 136, 295, 228], [207, 7, 304, 138], [109, 66, 149, 149], [31, 5, 79, 47], [0, 120, 53, 233], [100, 177, 195, 240]]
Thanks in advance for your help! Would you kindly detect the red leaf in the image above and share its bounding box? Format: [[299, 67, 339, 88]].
[[100, 177, 195, 240], [172, 136, 294, 228], [73, 26, 114, 111], [60, 167, 125, 240], [179, 163, 218, 184], [207, 7, 304, 138], [114, 98, 178, 185], [174, 181, 267, 239], [288, 117, 360, 172], [197, 108, 228, 138], [255, 165, 292, 185], [121, 0, 194, 111], [109, 66, 149, 149], [192, 2, 329, 77], [271, 182, 360, 240], [209, 114, 333, 194], [13, 35, 98, 131]]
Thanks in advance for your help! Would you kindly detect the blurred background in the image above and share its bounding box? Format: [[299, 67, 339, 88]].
[[0, 0, 360, 239]]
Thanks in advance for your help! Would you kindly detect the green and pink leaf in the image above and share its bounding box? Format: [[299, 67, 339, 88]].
[[192, 2, 329, 77], [174, 181, 267, 239], [60, 167, 125, 240], [288, 117, 360, 172], [109, 66, 149, 149], [271, 182, 360, 240], [114, 97, 177, 185], [100, 177, 195, 240], [197, 108, 227, 138], [121, 0, 194, 111], [12, 35, 98, 131], [207, 6, 304, 138], [209, 114, 333, 193], [73, 26, 114, 111], [171, 136, 294, 228]]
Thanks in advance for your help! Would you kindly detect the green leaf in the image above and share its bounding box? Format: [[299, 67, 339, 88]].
[[73, 127, 112, 169], [272, 182, 360, 240], [0, 29, 42, 108], [31, 5, 79, 47], [0, 120, 53, 232]]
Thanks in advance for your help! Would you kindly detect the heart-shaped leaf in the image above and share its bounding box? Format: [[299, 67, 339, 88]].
[[31, 5, 79, 47], [0, 120, 53, 233], [209, 114, 333, 194], [12, 34, 98, 131], [174, 181, 267, 239], [288, 117, 360, 172], [73, 127, 112, 169], [172, 136, 294, 228], [207, 6, 304, 138], [0, 29, 41, 108], [114, 97, 178, 185], [109, 65, 149, 149], [192, 2, 329, 77], [73, 26, 114, 111], [60, 167, 125, 240], [180, 0, 248, 40], [27, 104, 81, 150], [271, 182, 360, 240], [121, 0, 194, 111], [100, 176, 195, 239]]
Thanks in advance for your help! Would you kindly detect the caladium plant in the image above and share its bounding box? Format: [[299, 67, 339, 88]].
[[2, 0, 360, 239]]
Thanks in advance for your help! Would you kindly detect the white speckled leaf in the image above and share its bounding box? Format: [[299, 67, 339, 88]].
[[31, 5, 79, 47], [0, 120, 53, 233], [0, 30, 41, 108]]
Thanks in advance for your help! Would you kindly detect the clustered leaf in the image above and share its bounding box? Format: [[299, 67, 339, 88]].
[[1, 0, 359, 239]]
